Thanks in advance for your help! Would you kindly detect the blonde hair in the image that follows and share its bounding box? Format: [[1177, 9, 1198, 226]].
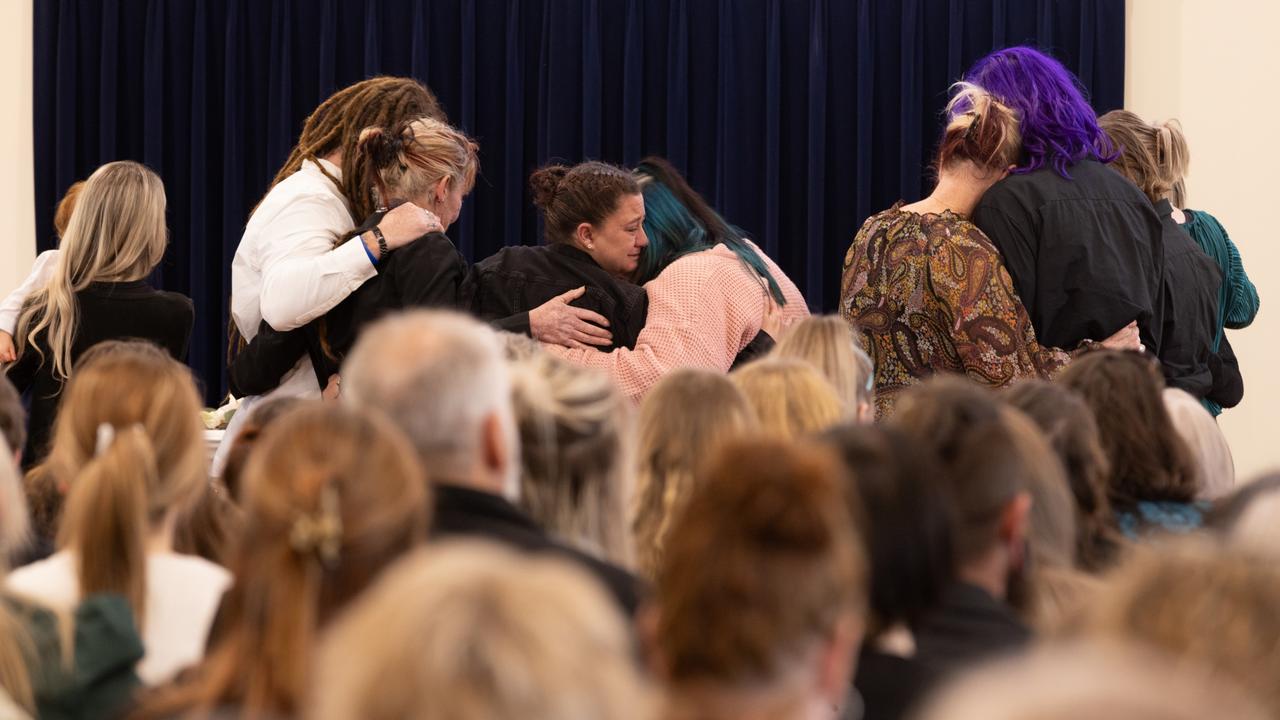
[[731, 358, 845, 439], [45, 351, 204, 624], [774, 316, 873, 416], [510, 354, 634, 565], [938, 82, 1023, 172], [358, 117, 479, 209], [918, 640, 1269, 720], [631, 369, 757, 579], [307, 542, 655, 720], [135, 404, 429, 718], [0, 442, 34, 714], [1098, 110, 1191, 206], [1075, 539, 1280, 717], [1163, 388, 1235, 500], [14, 161, 167, 381]]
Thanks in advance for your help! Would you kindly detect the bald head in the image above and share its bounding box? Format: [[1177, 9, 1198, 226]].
[[343, 310, 518, 496]]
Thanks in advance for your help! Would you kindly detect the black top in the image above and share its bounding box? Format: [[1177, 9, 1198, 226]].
[[6, 281, 193, 465], [853, 646, 937, 720], [913, 582, 1032, 679], [972, 159, 1166, 353], [468, 244, 649, 350], [1152, 199, 1230, 401], [429, 483, 643, 616], [228, 213, 469, 397]]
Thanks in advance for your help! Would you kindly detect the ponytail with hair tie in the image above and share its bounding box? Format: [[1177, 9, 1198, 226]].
[[289, 483, 344, 569]]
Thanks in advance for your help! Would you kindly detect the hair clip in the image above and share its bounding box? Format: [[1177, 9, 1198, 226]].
[[94, 423, 115, 457], [290, 484, 344, 569]]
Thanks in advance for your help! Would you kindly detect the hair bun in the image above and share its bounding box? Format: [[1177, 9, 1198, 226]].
[[529, 165, 571, 210], [357, 126, 402, 173]]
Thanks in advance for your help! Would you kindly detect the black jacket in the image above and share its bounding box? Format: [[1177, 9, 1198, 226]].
[[468, 244, 649, 350], [429, 483, 643, 616], [853, 646, 937, 720], [913, 582, 1032, 679], [972, 159, 1167, 354], [6, 281, 192, 466]]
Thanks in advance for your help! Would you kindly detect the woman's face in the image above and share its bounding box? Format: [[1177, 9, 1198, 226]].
[[577, 193, 648, 278]]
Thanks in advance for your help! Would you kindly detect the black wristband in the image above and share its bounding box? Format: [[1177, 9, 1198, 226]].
[[371, 225, 390, 257]]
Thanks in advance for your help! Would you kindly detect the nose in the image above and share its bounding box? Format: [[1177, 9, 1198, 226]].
[[636, 227, 649, 249]]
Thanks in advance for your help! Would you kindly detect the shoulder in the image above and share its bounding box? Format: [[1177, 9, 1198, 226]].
[[7, 552, 76, 607], [474, 245, 542, 272], [148, 553, 233, 593]]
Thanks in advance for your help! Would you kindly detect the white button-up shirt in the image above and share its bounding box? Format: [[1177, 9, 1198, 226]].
[[230, 158, 374, 398], [0, 249, 60, 334]]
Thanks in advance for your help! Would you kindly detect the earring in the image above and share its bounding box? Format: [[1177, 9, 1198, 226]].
[[586, 243, 595, 250]]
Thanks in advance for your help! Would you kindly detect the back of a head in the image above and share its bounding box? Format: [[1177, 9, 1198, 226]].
[[510, 353, 633, 564], [0, 377, 23, 463], [1205, 473, 1280, 540], [15, 161, 168, 381], [308, 542, 653, 720], [358, 117, 479, 209], [1057, 351, 1199, 508], [731, 358, 845, 440], [1076, 539, 1280, 716], [342, 310, 514, 486], [1162, 387, 1234, 499], [655, 438, 865, 687], [917, 640, 1269, 720], [821, 424, 954, 636], [963, 46, 1117, 176], [890, 377, 1057, 567], [47, 350, 204, 622], [937, 83, 1023, 174], [52, 180, 86, 239], [271, 76, 445, 220], [774, 316, 873, 417], [0, 438, 30, 566], [145, 403, 429, 718], [220, 395, 307, 503], [530, 161, 640, 246], [1098, 110, 1190, 206], [0, 438, 33, 716], [632, 369, 757, 579]]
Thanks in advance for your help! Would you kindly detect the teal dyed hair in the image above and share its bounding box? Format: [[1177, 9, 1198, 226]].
[[634, 157, 786, 305]]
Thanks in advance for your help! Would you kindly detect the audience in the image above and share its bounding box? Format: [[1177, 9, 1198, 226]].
[[0, 377, 22, 467], [8, 350, 225, 687], [888, 378, 1040, 676], [341, 310, 641, 613], [133, 403, 428, 719], [308, 542, 655, 720], [773, 316, 875, 422], [731, 358, 845, 439], [651, 438, 865, 720], [1058, 350, 1205, 539], [821, 425, 953, 720], [631, 368, 756, 579], [510, 352, 634, 566], [6, 161, 194, 468]]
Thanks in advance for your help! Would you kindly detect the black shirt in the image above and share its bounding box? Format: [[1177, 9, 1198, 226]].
[[429, 483, 643, 616], [6, 281, 193, 465], [913, 582, 1032, 679], [972, 159, 1166, 353], [468, 244, 649, 350], [1152, 199, 1223, 399], [854, 646, 937, 720]]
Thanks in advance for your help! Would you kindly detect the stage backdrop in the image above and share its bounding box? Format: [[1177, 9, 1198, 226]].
[[33, 0, 1125, 404]]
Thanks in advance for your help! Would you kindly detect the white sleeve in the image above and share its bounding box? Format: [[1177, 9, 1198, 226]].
[[0, 249, 60, 334], [255, 194, 376, 331]]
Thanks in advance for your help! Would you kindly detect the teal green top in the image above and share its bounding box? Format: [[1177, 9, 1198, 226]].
[[1181, 209, 1260, 416]]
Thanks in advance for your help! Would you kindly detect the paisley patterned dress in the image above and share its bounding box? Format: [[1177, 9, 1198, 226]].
[[840, 203, 1071, 418]]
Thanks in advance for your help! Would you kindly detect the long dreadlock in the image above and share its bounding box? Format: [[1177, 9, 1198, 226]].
[[228, 76, 445, 372]]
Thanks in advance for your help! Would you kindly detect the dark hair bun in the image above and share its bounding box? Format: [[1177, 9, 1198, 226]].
[[357, 126, 402, 173], [529, 165, 571, 210]]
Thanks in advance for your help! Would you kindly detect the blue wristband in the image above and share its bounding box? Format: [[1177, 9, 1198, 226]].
[[360, 234, 379, 268]]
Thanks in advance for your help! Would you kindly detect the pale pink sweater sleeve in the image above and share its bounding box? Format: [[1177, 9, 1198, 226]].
[[545, 243, 809, 402]]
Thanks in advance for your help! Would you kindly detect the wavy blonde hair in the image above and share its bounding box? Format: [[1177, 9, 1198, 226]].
[[774, 316, 874, 417], [13, 161, 167, 380]]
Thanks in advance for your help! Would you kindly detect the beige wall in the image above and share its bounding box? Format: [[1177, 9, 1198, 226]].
[[0, 0, 34, 297], [1127, 0, 1280, 480]]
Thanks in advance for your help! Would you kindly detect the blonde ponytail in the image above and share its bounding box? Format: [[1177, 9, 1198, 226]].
[[1157, 119, 1191, 207], [60, 424, 155, 624], [1098, 110, 1192, 206]]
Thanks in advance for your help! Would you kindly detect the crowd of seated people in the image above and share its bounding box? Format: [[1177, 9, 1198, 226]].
[[0, 44, 1268, 720]]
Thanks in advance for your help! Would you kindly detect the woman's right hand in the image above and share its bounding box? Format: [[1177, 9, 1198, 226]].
[[1099, 321, 1142, 352], [0, 331, 14, 363], [529, 287, 613, 349], [366, 202, 443, 255]]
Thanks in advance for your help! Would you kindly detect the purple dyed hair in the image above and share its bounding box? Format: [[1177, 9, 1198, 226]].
[[961, 46, 1117, 177]]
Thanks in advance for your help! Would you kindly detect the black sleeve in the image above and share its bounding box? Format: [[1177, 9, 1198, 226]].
[[228, 320, 310, 398], [468, 259, 534, 336], [1205, 335, 1244, 409], [388, 232, 469, 310], [160, 294, 195, 362], [731, 331, 775, 370]]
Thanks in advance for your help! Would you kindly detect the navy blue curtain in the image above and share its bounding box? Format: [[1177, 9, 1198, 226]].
[[33, 0, 1125, 404]]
